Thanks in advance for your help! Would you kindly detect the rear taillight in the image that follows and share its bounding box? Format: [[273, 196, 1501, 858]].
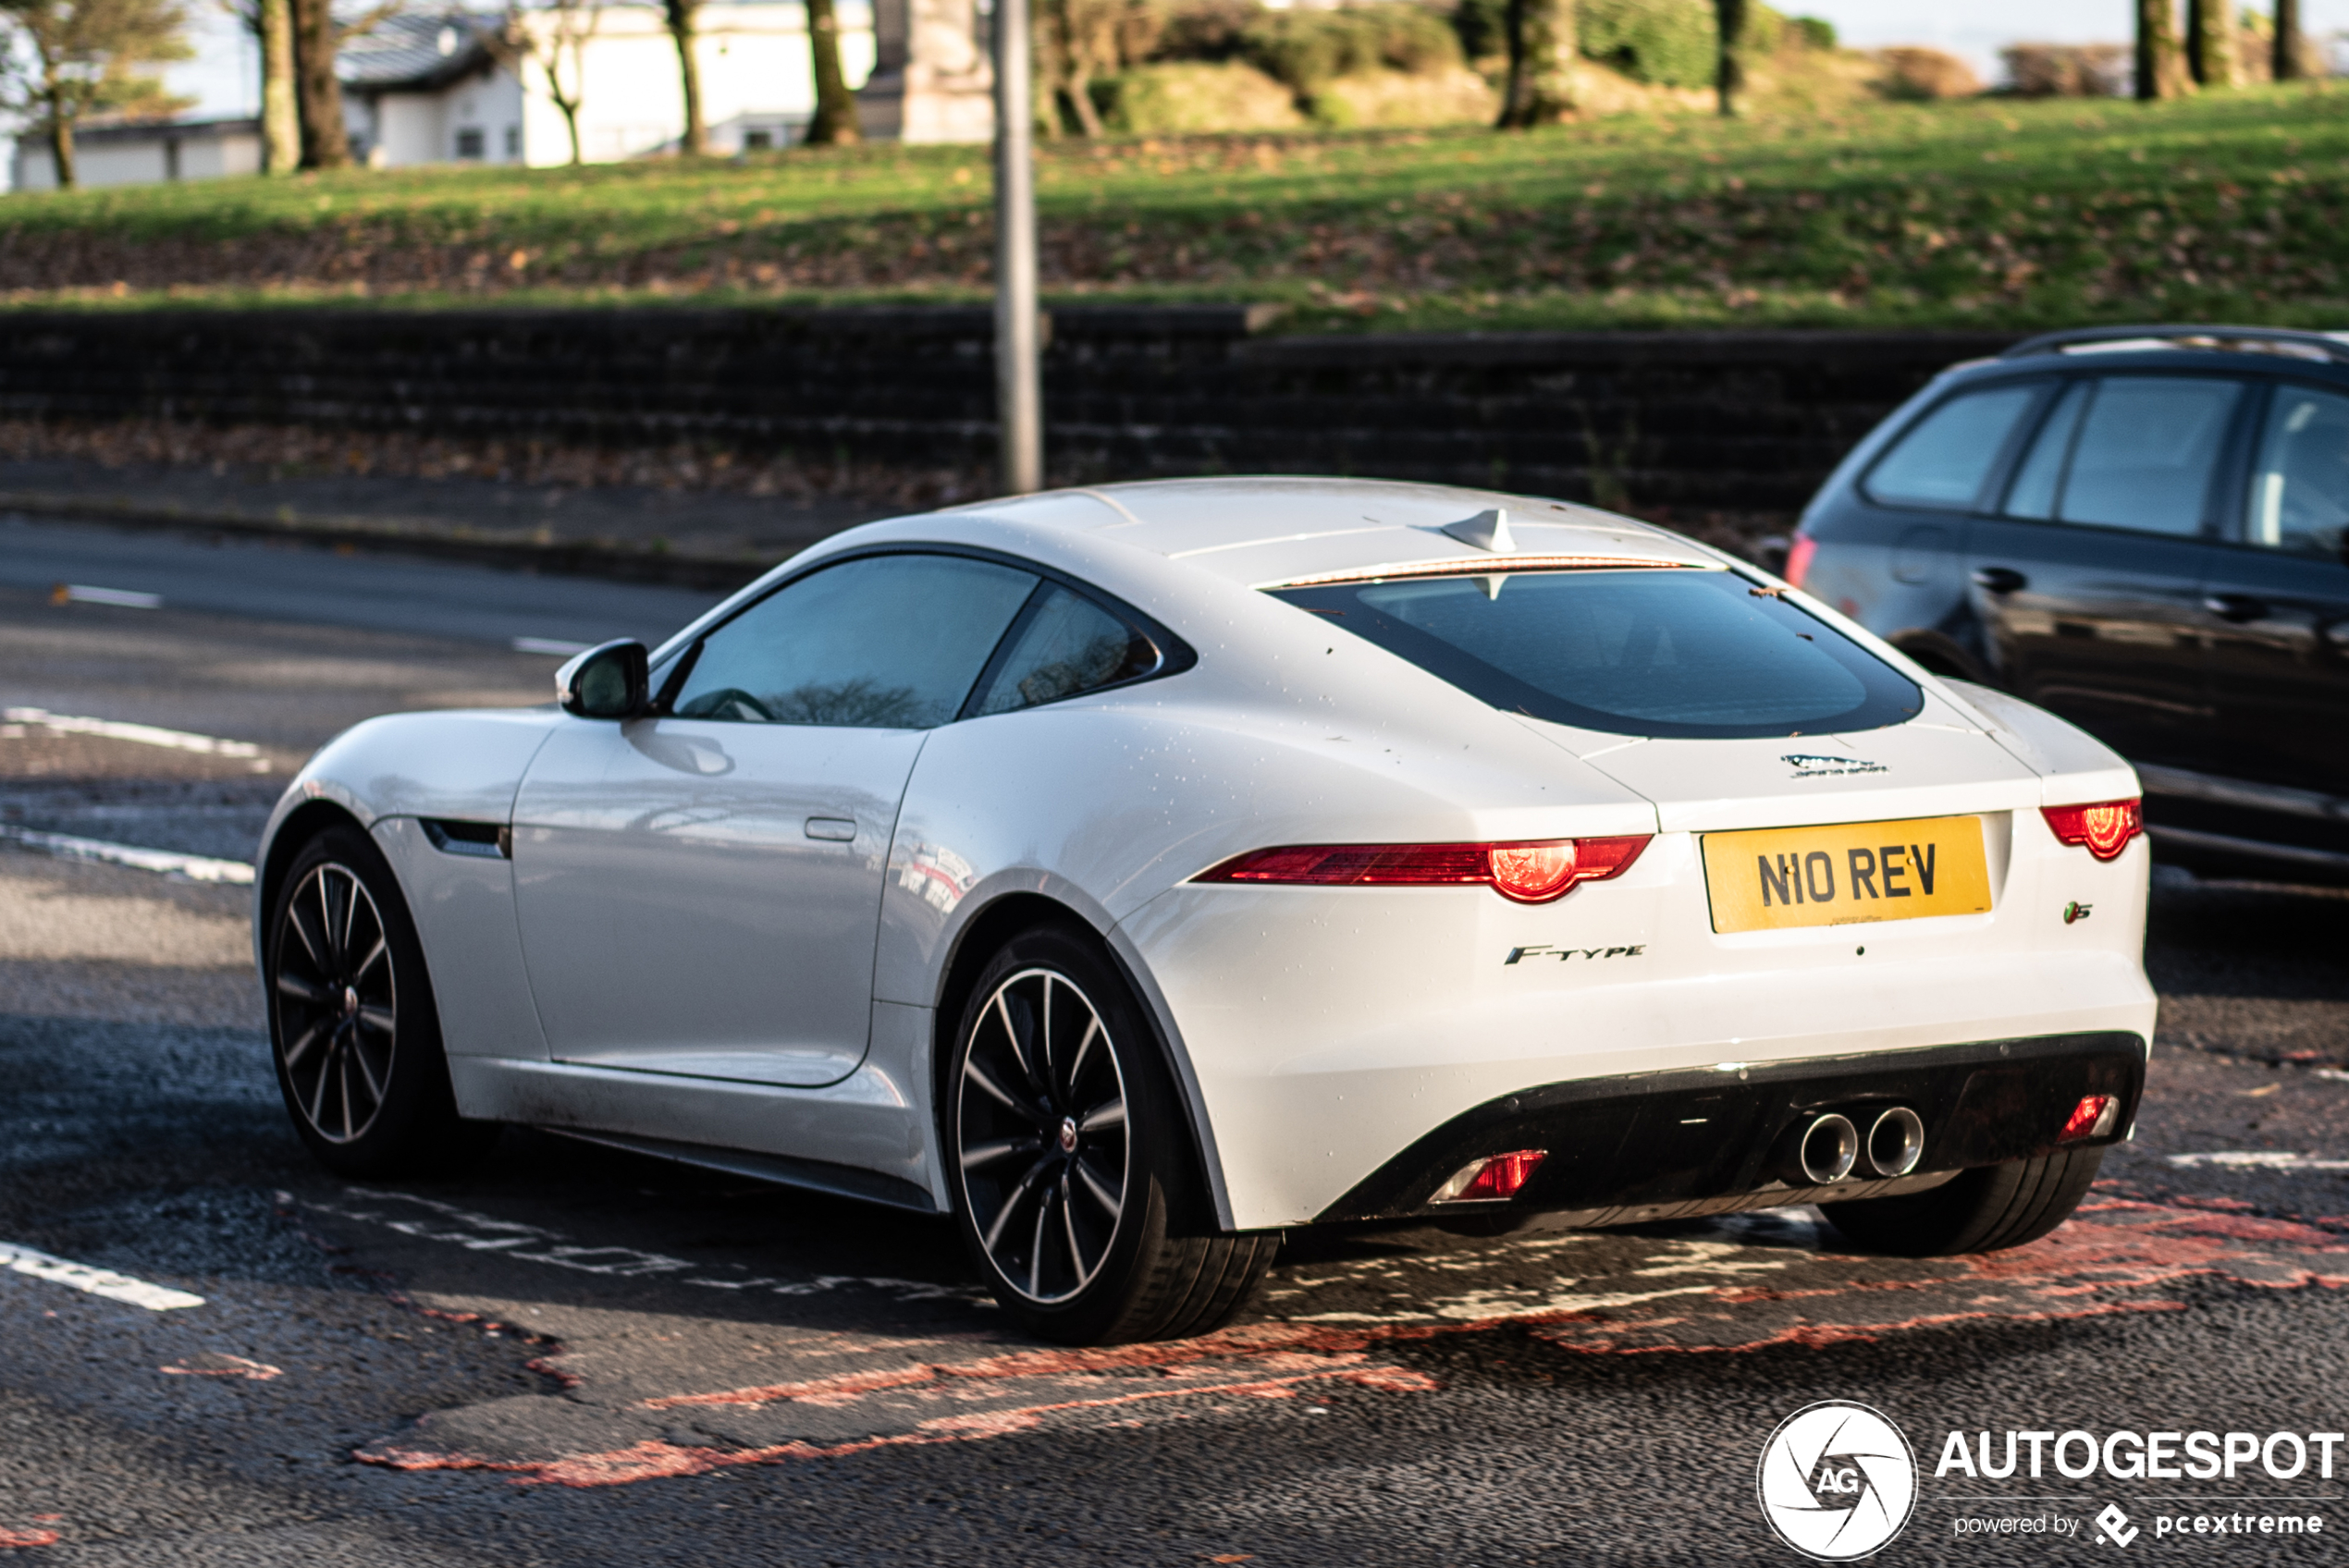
[[1783, 534, 1818, 590], [1433, 1149, 1548, 1203], [1197, 836, 1650, 904], [2057, 1094, 2121, 1143], [2041, 800, 2143, 861]]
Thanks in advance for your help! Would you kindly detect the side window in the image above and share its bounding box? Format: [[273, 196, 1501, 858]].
[[973, 584, 1159, 717], [2245, 384, 2349, 558], [670, 554, 1038, 729], [1862, 385, 2039, 511], [2001, 380, 2089, 521], [2053, 376, 2244, 536]]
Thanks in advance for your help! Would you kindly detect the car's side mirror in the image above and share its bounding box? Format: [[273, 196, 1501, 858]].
[[557, 639, 649, 719]]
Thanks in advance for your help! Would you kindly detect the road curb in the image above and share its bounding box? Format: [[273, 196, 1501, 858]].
[[0, 489, 775, 593]]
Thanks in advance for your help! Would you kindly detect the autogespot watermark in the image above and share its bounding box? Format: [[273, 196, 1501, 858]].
[[1757, 1401, 1920, 1561], [1757, 1407, 2343, 1556]]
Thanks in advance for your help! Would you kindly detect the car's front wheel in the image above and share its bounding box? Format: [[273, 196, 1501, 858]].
[[1818, 1145, 2105, 1256], [946, 925, 1273, 1344], [265, 824, 497, 1177]]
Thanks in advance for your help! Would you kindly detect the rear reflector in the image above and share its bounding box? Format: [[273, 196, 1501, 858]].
[[1783, 534, 1818, 591], [2041, 799, 2143, 861], [1197, 836, 1650, 904], [1433, 1149, 1549, 1204], [2057, 1094, 2121, 1143]]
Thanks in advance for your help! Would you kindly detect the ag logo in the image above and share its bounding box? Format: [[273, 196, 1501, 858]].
[[1756, 1401, 1917, 1561]]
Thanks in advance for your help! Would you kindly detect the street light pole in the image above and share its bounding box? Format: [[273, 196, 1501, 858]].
[[992, 0, 1042, 494]]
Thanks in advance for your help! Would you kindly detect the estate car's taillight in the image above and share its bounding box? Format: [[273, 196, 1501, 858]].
[[2040, 800, 2144, 862], [1783, 534, 1818, 590], [1197, 836, 1651, 904]]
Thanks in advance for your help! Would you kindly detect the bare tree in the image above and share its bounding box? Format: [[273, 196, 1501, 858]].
[[661, 0, 703, 153], [1713, 0, 1744, 116], [498, 0, 598, 164], [217, 0, 298, 170], [0, 0, 191, 187], [2186, 0, 2237, 85], [801, 0, 856, 141], [1497, 0, 1574, 128], [2273, 0, 2305, 80], [2134, 0, 2190, 98]]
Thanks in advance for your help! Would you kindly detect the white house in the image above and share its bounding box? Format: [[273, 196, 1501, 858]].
[[11, 115, 263, 191], [5, 0, 995, 190], [340, 1, 885, 167]]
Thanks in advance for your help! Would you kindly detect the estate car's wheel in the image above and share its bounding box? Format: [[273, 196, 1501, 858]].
[[1818, 1146, 2105, 1256], [265, 826, 497, 1177], [947, 925, 1274, 1344]]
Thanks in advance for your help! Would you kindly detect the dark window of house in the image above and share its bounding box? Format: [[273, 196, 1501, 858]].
[[454, 128, 486, 159]]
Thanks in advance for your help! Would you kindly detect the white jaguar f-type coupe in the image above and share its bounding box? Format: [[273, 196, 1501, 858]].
[[254, 478, 2154, 1344]]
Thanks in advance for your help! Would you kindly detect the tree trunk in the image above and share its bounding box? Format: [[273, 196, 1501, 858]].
[[663, 0, 707, 154], [803, 0, 861, 143], [47, 104, 77, 190], [2273, 0, 2304, 80], [291, 0, 353, 167], [557, 98, 584, 164], [2186, 0, 2237, 85], [1496, 0, 1575, 129], [1714, 0, 1746, 116], [259, 0, 300, 174], [2135, 0, 2190, 99]]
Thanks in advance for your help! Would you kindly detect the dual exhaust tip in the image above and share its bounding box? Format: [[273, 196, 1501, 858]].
[[1794, 1107, 1925, 1185]]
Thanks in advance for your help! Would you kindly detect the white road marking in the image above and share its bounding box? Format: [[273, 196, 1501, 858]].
[[511, 637, 595, 656], [53, 584, 163, 609], [0, 1242, 204, 1310], [3, 707, 265, 762], [2315, 1070, 2349, 1084], [300, 1189, 981, 1303], [0, 825, 256, 886], [2166, 1151, 2349, 1171]]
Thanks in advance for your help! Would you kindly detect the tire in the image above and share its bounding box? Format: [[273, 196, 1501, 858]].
[[944, 924, 1274, 1344], [1818, 1146, 2105, 1256], [264, 825, 498, 1178]]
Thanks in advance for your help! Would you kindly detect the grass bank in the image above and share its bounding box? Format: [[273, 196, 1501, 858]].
[[5, 82, 2344, 332]]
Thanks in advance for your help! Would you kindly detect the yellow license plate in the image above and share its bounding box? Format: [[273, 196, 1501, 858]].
[[1700, 815, 1992, 933]]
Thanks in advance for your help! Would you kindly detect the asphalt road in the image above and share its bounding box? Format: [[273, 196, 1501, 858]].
[[5, 521, 2349, 1566]]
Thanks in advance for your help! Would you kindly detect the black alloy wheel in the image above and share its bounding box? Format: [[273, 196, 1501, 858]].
[[946, 925, 1275, 1345], [265, 825, 496, 1176], [274, 857, 400, 1145], [956, 965, 1132, 1305]]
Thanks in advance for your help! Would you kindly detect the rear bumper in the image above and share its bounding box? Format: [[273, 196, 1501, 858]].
[[1314, 1030, 2144, 1224]]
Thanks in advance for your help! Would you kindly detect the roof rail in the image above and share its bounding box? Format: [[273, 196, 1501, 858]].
[[2001, 324, 2349, 365]]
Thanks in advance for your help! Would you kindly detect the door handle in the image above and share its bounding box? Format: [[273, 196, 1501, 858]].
[[2202, 593, 2268, 624], [1971, 566, 2026, 594], [804, 817, 856, 841]]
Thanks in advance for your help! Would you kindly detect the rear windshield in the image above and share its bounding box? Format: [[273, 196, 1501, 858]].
[[1272, 569, 1923, 739]]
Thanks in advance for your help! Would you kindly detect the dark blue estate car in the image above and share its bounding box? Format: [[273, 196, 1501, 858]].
[[1792, 325, 2349, 886]]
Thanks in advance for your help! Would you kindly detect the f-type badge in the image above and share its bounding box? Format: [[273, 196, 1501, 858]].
[[1784, 753, 1889, 778], [2063, 900, 2093, 925], [1506, 945, 1646, 964]]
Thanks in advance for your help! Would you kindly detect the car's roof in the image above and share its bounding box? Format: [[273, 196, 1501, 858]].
[[1947, 323, 2349, 386], [950, 477, 1724, 588]]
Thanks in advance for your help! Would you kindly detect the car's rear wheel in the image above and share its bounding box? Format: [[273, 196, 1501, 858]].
[[266, 825, 497, 1177], [946, 925, 1273, 1344], [1818, 1146, 2105, 1256]]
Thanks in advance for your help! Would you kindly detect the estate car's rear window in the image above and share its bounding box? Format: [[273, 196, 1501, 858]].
[[1272, 569, 1923, 739]]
